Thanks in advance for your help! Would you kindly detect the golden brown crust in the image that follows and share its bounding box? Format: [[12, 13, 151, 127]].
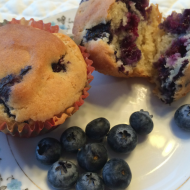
[[0, 24, 87, 124], [86, 40, 151, 78], [73, 0, 115, 44], [0, 24, 66, 78], [86, 40, 128, 78]]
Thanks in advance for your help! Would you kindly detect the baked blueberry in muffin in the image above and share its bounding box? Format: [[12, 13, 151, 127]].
[[159, 9, 190, 35], [0, 23, 93, 137], [153, 9, 190, 104], [73, 0, 190, 104], [73, 0, 162, 78]]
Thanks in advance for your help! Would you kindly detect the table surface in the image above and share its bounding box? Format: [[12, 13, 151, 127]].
[[0, 0, 190, 22]]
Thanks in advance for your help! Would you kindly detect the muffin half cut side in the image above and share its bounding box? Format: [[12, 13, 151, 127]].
[[73, 0, 162, 78], [153, 9, 190, 104]]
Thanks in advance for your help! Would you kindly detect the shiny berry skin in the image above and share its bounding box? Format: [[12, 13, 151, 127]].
[[107, 124, 138, 153], [77, 143, 108, 172], [85, 117, 110, 140], [129, 109, 154, 135], [102, 158, 132, 189], [174, 104, 190, 131], [48, 160, 79, 189], [76, 172, 104, 190], [35, 137, 62, 165], [60, 126, 86, 152]]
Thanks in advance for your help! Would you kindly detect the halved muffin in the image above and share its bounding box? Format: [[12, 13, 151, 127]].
[[73, 0, 162, 78], [153, 9, 190, 104], [73, 0, 190, 104]]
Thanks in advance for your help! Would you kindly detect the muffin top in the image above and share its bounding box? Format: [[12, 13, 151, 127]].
[[0, 24, 87, 124]]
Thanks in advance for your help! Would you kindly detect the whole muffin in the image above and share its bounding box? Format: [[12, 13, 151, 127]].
[[73, 0, 162, 78], [0, 20, 94, 137]]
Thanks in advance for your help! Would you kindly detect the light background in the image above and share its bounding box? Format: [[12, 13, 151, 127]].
[[0, 0, 189, 22]]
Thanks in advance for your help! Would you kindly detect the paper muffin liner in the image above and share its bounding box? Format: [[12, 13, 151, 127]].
[[0, 18, 95, 137]]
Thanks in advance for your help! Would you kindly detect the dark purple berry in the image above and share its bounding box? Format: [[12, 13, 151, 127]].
[[174, 104, 190, 131], [60, 126, 86, 152], [77, 143, 108, 172], [154, 36, 189, 104], [0, 65, 32, 101], [102, 158, 132, 189], [48, 160, 79, 189], [0, 65, 32, 118], [159, 9, 190, 34], [36, 137, 62, 165], [120, 36, 141, 66], [118, 0, 149, 17], [118, 12, 140, 37], [84, 22, 112, 44], [131, 0, 149, 17], [76, 172, 104, 190], [129, 109, 154, 135], [0, 99, 15, 118], [85, 117, 110, 141], [107, 124, 138, 153], [52, 55, 67, 72], [20, 66, 32, 76]]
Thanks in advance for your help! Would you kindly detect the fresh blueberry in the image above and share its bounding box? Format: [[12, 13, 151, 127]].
[[85, 117, 110, 141], [76, 172, 104, 190], [107, 124, 138, 153], [129, 109, 154, 135], [48, 160, 79, 189], [60, 126, 86, 152], [174, 104, 190, 131], [102, 158, 132, 190], [36, 137, 62, 165], [77, 143, 108, 172]]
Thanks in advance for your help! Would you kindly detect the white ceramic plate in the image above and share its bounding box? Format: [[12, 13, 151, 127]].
[[43, 8, 78, 39], [1, 8, 190, 190]]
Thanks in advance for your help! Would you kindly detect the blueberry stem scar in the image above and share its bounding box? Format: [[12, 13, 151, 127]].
[[55, 161, 72, 174], [86, 173, 96, 186]]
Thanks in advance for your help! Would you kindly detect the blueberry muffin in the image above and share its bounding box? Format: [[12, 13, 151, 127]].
[[73, 0, 162, 78], [153, 9, 190, 104], [73, 0, 190, 104], [0, 22, 93, 137]]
